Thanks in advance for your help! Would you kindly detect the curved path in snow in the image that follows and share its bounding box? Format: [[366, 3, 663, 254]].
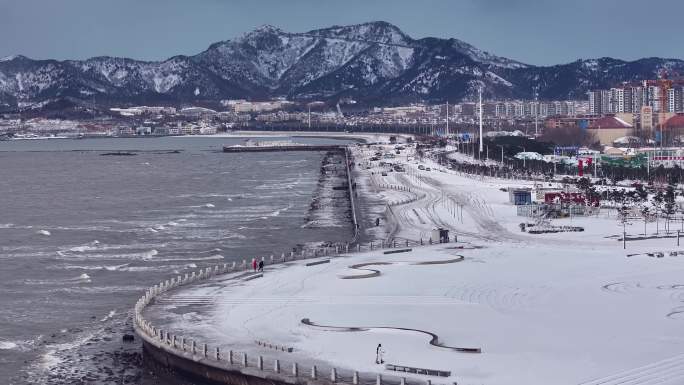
[[300, 318, 481, 353], [339, 256, 465, 279]]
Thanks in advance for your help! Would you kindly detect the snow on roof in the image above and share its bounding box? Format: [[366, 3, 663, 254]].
[[588, 116, 633, 129], [613, 136, 641, 144], [514, 151, 543, 160]]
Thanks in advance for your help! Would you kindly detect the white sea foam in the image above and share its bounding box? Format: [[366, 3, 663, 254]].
[[37, 230, 51, 236], [0, 223, 13, 229], [119, 263, 197, 272], [37, 329, 99, 372], [141, 249, 158, 261], [69, 240, 100, 252], [100, 310, 116, 322], [205, 203, 215, 208], [61, 263, 130, 271], [154, 255, 224, 262], [0, 341, 18, 350], [54, 248, 165, 262]]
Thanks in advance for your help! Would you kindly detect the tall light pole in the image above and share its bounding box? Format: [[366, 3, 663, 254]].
[[534, 87, 539, 137], [497, 145, 504, 164], [479, 87, 484, 154], [445, 100, 449, 138]]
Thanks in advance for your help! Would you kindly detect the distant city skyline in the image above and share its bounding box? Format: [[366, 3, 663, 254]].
[[1, 0, 683, 65]]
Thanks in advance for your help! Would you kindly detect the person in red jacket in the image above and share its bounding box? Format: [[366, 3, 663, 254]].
[[252, 258, 257, 272]]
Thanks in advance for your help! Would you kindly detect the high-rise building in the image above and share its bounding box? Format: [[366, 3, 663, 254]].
[[495, 103, 507, 117], [589, 90, 611, 115], [631, 86, 647, 112], [668, 87, 683, 113], [609, 87, 633, 113]]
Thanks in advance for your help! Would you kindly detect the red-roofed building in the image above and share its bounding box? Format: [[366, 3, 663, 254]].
[[664, 114, 684, 130], [587, 116, 634, 145]]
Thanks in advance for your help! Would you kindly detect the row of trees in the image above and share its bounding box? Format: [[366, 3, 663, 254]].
[[614, 182, 680, 236]]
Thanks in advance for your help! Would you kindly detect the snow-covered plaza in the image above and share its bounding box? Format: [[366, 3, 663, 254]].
[[144, 143, 684, 385]]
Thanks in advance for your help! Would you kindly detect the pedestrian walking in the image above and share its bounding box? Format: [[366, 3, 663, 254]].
[[375, 343, 385, 364], [252, 258, 257, 272], [258, 260, 264, 272]]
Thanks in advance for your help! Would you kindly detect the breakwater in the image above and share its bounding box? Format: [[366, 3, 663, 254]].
[[223, 144, 345, 153]]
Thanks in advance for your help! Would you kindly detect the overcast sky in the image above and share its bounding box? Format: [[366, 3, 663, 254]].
[[1, 0, 682, 65]]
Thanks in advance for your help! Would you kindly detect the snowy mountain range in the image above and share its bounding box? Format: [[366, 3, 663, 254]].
[[1, 21, 683, 110]]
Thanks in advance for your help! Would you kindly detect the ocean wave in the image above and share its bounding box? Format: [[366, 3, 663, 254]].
[[0, 223, 13, 229], [52, 285, 147, 294], [24, 273, 91, 285], [68, 240, 100, 252], [55, 248, 162, 262], [268, 204, 294, 217], [59, 263, 130, 271], [154, 255, 224, 262], [175, 193, 246, 200], [37, 230, 51, 236], [120, 263, 197, 272]]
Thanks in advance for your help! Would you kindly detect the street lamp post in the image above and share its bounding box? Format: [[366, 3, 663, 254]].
[[518, 146, 526, 168]]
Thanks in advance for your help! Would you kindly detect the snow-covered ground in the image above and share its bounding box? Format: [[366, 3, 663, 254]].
[[145, 142, 684, 385]]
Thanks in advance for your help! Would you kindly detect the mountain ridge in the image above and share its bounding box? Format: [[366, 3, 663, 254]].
[[1, 21, 682, 110]]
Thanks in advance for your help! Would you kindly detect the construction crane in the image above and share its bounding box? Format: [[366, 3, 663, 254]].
[[629, 69, 684, 146], [647, 69, 680, 146]]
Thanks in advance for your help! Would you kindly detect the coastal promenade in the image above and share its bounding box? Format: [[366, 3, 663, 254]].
[[134, 242, 438, 385]]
